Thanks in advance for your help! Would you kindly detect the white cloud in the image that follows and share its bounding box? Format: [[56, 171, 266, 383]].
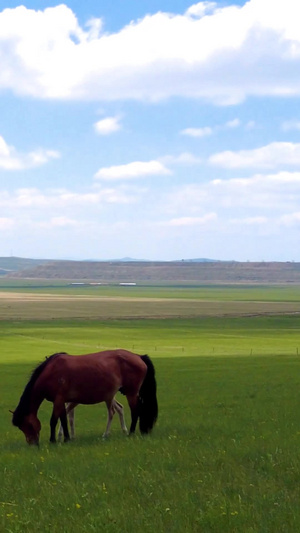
[[0, 1, 300, 103], [185, 2, 217, 18], [0, 136, 10, 157], [225, 118, 241, 129], [0, 186, 137, 211], [209, 142, 300, 169], [280, 212, 300, 226], [181, 127, 212, 137], [180, 118, 241, 138], [48, 216, 79, 228], [0, 217, 14, 230], [0, 135, 59, 170], [210, 170, 300, 202], [164, 213, 217, 226], [161, 152, 203, 165], [230, 216, 267, 225], [282, 119, 300, 131], [94, 116, 122, 135], [163, 171, 300, 219], [94, 160, 171, 180], [26, 149, 60, 167]]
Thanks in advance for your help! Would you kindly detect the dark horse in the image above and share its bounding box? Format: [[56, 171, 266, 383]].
[[11, 349, 158, 445]]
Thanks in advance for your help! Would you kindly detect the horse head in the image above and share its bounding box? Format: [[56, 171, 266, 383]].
[[11, 411, 41, 445]]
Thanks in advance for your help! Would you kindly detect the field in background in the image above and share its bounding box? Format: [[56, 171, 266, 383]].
[[1, 283, 300, 532], [1, 281, 300, 321]]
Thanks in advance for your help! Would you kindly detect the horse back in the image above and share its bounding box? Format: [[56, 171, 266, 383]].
[[110, 349, 148, 394], [35, 349, 147, 404]]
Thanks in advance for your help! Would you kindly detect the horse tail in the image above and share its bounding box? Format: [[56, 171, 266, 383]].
[[139, 355, 158, 434]]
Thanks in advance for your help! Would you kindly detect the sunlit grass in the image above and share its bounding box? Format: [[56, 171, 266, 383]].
[[1, 316, 300, 363]]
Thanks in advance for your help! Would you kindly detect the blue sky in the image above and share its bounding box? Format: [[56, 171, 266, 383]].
[[1, 0, 300, 261]]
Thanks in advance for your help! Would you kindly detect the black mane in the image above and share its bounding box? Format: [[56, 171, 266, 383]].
[[12, 353, 63, 427]]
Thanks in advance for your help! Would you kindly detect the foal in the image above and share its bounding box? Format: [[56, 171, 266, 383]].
[[58, 398, 128, 440]]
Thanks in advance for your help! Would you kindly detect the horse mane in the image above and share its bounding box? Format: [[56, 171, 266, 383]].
[[12, 353, 64, 427]]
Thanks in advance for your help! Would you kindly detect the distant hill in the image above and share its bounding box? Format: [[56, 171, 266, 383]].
[[0, 256, 52, 274], [0, 256, 219, 274], [85, 257, 220, 262], [3, 258, 300, 283], [179, 258, 221, 263]]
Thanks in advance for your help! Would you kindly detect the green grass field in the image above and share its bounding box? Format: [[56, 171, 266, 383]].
[[1, 285, 300, 532]]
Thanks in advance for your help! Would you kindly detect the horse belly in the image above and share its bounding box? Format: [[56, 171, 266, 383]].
[[67, 388, 107, 404], [65, 371, 119, 404]]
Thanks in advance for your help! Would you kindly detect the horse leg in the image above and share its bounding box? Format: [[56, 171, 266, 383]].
[[126, 394, 140, 434], [58, 402, 69, 440], [65, 402, 77, 439], [59, 409, 70, 443], [68, 407, 75, 439], [58, 420, 63, 440], [102, 400, 114, 439], [113, 399, 128, 435], [58, 402, 78, 440], [58, 402, 76, 440], [50, 399, 70, 443]]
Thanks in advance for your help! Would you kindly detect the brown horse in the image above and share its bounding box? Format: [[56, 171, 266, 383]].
[[11, 349, 158, 445]]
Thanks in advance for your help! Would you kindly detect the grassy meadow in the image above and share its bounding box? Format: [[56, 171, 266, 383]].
[[1, 283, 300, 532]]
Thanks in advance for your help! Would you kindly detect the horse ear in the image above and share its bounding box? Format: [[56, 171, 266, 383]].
[[9, 409, 15, 414]]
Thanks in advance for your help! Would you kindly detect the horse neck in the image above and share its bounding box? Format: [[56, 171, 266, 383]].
[[13, 381, 44, 429], [28, 383, 45, 417]]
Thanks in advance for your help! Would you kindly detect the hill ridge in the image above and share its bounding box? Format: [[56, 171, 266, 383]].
[[3, 259, 300, 283]]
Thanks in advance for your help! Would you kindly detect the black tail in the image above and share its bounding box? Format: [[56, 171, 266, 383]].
[[139, 355, 158, 434]]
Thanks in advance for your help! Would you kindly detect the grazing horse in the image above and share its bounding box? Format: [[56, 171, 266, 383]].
[[11, 349, 158, 445], [57, 398, 128, 440]]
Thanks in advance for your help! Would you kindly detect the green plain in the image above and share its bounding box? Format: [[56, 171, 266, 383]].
[[1, 284, 300, 532]]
